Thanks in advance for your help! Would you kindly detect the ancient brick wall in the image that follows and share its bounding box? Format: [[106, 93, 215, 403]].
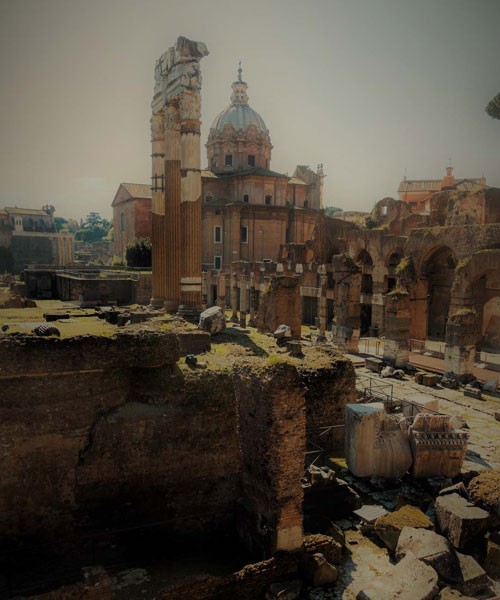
[[256, 275, 302, 338], [299, 355, 356, 450], [0, 332, 242, 543], [235, 363, 306, 556]]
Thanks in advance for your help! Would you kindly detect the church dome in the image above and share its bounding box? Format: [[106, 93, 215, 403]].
[[211, 103, 267, 133], [206, 65, 272, 173]]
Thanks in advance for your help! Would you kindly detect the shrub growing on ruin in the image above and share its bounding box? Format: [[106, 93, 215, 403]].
[[485, 92, 500, 120], [126, 237, 152, 267]]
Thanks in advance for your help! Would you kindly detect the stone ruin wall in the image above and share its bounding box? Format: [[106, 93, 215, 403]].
[[0, 333, 355, 557]]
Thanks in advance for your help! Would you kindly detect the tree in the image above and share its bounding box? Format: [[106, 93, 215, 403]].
[[324, 206, 342, 217], [53, 216, 68, 232], [485, 92, 500, 120], [75, 212, 112, 242], [126, 237, 152, 267]]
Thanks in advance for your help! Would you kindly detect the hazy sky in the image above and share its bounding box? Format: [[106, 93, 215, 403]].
[[1, 0, 499, 221]]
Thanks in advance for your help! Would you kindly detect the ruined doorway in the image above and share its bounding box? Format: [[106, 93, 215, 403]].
[[360, 304, 372, 336], [425, 247, 456, 341], [467, 269, 500, 353], [210, 285, 218, 306], [302, 296, 318, 325]]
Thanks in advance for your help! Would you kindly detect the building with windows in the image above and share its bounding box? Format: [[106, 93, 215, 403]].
[[398, 166, 487, 212], [112, 183, 153, 262], [112, 67, 325, 269]]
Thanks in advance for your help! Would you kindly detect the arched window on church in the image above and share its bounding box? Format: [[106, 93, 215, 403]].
[[265, 195, 272, 205], [120, 212, 125, 231]]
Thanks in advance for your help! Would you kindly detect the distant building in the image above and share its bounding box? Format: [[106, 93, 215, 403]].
[[113, 68, 325, 268], [0, 205, 73, 273], [398, 167, 487, 212], [112, 183, 152, 262]]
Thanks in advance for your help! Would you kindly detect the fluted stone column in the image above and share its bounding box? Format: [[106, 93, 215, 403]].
[[239, 274, 248, 327], [150, 37, 208, 314], [164, 101, 181, 311], [231, 272, 239, 323], [178, 91, 203, 315]]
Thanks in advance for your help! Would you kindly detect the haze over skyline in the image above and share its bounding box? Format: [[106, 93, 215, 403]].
[[1, 0, 499, 221]]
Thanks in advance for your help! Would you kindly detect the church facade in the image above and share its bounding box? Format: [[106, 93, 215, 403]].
[[112, 67, 324, 267]]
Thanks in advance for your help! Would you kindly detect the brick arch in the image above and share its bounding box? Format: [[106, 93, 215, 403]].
[[417, 244, 458, 278], [452, 249, 500, 300], [385, 247, 404, 268]]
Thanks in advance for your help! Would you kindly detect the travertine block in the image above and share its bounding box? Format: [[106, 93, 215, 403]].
[[345, 403, 412, 478], [435, 493, 489, 549]]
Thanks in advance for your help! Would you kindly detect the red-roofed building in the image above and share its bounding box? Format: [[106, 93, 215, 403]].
[[398, 167, 487, 212]]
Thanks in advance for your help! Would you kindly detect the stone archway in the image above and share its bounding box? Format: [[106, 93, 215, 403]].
[[356, 250, 374, 335], [423, 246, 457, 341]]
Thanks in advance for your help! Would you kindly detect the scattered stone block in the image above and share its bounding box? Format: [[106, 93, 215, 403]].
[[286, 340, 302, 356], [438, 482, 468, 499], [374, 504, 434, 551], [396, 527, 456, 580], [356, 551, 439, 600], [402, 394, 439, 417], [414, 371, 425, 384], [198, 305, 226, 334], [436, 587, 475, 600], [441, 375, 459, 389], [265, 579, 302, 600], [435, 493, 489, 549], [303, 534, 342, 565], [409, 414, 468, 479], [301, 552, 338, 587], [365, 357, 383, 373], [422, 373, 440, 387], [467, 469, 500, 520], [33, 324, 61, 337], [464, 384, 482, 399], [345, 403, 412, 478], [483, 379, 498, 394], [495, 411, 500, 421], [451, 551, 488, 596], [353, 504, 388, 524], [485, 536, 500, 577], [273, 323, 292, 339]]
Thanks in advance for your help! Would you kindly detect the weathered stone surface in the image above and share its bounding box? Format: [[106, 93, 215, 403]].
[[374, 505, 434, 551], [467, 469, 500, 520], [483, 379, 498, 394], [256, 275, 302, 339], [422, 373, 440, 387], [365, 357, 383, 373], [0, 330, 181, 376], [303, 534, 343, 565], [198, 305, 226, 334], [464, 385, 482, 400], [408, 413, 468, 479], [451, 551, 488, 595], [356, 552, 439, 600], [436, 587, 475, 600], [301, 552, 338, 587], [345, 403, 412, 478], [435, 493, 490, 548], [396, 527, 455, 580], [485, 537, 500, 577], [274, 324, 292, 339], [265, 579, 302, 600]]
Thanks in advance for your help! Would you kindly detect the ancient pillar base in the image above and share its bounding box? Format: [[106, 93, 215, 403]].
[[163, 300, 179, 313], [231, 312, 239, 324], [383, 339, 409, 368], [176, 304, 200, 320], [150, 297, 165, 308], [239, 311, 247, 328], [444, 344, 475, 379]]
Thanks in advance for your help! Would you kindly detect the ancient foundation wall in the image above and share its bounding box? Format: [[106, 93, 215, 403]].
[[299, 355, 356, 450], [0, 332, 241, 544]]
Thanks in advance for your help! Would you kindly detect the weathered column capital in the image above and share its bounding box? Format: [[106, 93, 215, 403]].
[[164, 100, 181, 132]]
